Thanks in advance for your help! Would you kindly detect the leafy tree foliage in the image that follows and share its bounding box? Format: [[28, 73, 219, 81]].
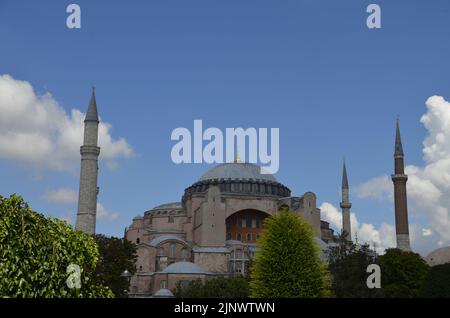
[[173, 276, 250, 298], [378, 248, 429, 298], [420, 263, 450, 298], [0, 195, 113, 297], [93, 234, 137, 297], [250, 210, 330, 297], [326, 231, 379, 298]]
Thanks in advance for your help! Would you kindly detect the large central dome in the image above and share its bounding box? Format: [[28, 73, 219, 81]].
[[198, 163, 277, 182], [183, 162, 290, 199]]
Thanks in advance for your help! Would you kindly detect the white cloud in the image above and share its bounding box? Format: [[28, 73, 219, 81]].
[[354, 175, 392, 201], [97, 203, 119, 222], [43, 187, 119, 223], [0, 74, 133, 171], [320, 202, 395, 254], [352, 95, 450, 255], [43, 188, 78, 204]]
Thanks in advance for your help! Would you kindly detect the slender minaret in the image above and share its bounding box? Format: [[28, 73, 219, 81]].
[[340, 160, 352, 241], [75, 88, 100, 235], [391, 119, 411, 251]]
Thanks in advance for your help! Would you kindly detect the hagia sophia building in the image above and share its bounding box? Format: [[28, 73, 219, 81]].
[[74, 90, 450, 297]]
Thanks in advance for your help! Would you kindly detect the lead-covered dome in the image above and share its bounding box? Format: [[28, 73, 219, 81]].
[[199, 163, 277, 182], [183, 163, 290, 199]]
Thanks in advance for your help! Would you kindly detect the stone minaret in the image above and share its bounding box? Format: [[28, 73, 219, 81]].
[[75, 88, 100, 235], [340, 160, 352, 241], [391, 119, 411, 251]]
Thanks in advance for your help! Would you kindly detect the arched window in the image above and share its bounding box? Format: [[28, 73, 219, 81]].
[[229, 249, 251, 276], [181, 248, 188, 261], [156, 247, 168, 272], [136, 238, 140, 244], [237, 233, 242, 241], [169, 243, 176, 259], [245, 215, 252, 228], [226, 232, 232, 240], [246, 233, 252, 242]]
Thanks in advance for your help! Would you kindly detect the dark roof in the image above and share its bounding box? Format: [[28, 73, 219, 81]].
[[198, 163, 277, 182], [85, 88, 99, 123], [151, 202, 182, 210]]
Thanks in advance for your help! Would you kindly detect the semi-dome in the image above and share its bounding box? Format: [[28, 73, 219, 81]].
[[162, 261, 208, 274], [153, 288, 174, 298], [151, 202, 182, 210], [199, 163, 277, 182], [425, 246, 450, 266]]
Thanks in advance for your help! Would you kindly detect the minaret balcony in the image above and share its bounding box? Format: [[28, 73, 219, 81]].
[[391, 174, 408, 182], [80, 145, 101, 156], [340, 202, 352, 209]]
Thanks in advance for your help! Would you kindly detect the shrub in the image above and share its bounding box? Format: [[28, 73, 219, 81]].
[[0, 195, 113, 297], [250, 210, 330, 297]]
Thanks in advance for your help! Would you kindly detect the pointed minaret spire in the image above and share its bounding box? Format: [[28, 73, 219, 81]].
[[391, 119, 411, 251], [394, 117, 404, 157], [76, 88, 101, 235], [342, 159, 349, 189], [340, 158, 352, 241], [85, 86, 99, 123]]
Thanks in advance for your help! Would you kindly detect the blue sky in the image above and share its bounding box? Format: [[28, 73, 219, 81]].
[[1, 0, 450, 255]]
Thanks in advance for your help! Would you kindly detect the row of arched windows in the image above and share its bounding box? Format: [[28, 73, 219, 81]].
[[226, 232, 260, 242], [156, 242, 189, 271]]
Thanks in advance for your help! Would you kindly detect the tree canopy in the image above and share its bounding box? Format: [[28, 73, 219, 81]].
[[250, 210, 330, 297], [378, 248, 429, 298], [326, 231, 379, 298], [0, 194, 112, 297], [93, 234, 137, 297], [420, 262, 450, 298]]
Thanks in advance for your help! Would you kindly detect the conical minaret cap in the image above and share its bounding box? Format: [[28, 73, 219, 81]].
[[394, 119, 404, 157], [85, 87, 99, 123], [342, 159, 349, 189]]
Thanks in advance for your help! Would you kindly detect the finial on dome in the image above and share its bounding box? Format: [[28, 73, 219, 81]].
[[234, 152, 242, 163]]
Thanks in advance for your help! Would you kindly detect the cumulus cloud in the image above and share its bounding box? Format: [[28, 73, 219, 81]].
[[0, 74, 133, 171], [352, 95, 450, 254], [43, 188, 119, 223], [354, 175, 392, 201], [97, 203, 119, 222], [43, 188, 78, 204], [320, 202, 395, 254]]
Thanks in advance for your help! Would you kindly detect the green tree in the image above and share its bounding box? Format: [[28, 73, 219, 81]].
[[173, 276, 250, 298], [250, 210, 330, 297], [0, 194, 113, 298], [378, 248, 429, 298], [93, 234, 137, 297], [420, 263, 450, 298], [326, 231, 379, 298]]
